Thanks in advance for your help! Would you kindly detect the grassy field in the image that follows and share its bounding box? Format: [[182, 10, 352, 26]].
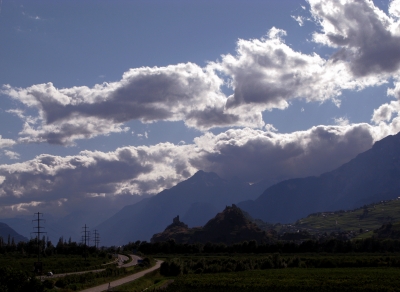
[[0, 253, 110, 274], [293, 199, 400, 235], [113, 270, 173, 292], [165, 267, 400, 292]]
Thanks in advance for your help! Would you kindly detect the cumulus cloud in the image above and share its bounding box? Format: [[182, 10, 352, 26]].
[[309, 0, 400, 77], [2, 121, 396, 218], [0, 143, 198, 207], [2, 63, 249, 145], [0, 136, 15, 148], [191, 124, 378, 184], [333, 116, 350, 126], [213, 27, 344, 111], [371, 79, 400, 126], [3, 1, 400, 146], [4, 150, 20, 160]]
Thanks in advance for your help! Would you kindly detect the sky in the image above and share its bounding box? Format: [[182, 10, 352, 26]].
[[1, 0, 400, 220]]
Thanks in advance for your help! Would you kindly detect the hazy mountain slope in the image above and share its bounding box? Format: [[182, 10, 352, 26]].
[[239, 132, 400, 223], [96, 171, 265, 246], [0, 222, 29, 243], [0, 218, 33, 239]]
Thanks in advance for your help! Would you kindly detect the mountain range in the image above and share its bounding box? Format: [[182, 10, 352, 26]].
[[238, 132, 400, 223], [3, 132, 400, 246], [97, 132, 400, 245], [96, 171, 269, 246], [96, 171, 270, 245]]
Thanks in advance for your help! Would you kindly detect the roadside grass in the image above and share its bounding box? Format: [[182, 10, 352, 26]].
[[294, 199, 400, 235]]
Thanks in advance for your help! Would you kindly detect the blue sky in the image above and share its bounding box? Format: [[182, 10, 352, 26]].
[[1, 0, 400, 219]]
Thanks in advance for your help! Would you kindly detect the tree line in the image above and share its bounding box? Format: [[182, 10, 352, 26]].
[[0, 236, 104, 257], [124, 237, 400, 254]]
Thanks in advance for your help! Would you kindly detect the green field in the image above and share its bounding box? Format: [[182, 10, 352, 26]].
[[292, 199, 400, 235], [165, 267, 400, 292], [0, 253, 110, 274], [113, 270, 173, 292]]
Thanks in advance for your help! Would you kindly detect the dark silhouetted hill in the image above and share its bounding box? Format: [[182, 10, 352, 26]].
[[239, 132, 400, 223], [151, 205, 271, 244]]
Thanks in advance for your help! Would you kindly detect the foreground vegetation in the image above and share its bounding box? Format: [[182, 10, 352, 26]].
[[0, 252, 110, 275], [125, 237, 400, 254], [159, 253, 400, 275], [164, 267, 400, 292], [114, 270, 172, 292], [0, 255, 154, 292]]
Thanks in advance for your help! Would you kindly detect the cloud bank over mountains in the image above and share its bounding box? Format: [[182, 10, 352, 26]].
[[0, 123, 389, 217], [2, 0, 400, 217]]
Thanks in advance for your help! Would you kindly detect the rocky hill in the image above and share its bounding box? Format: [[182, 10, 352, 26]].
[[151, 205, 272, 244]]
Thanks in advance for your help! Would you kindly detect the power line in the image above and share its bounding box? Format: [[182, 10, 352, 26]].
[[81, 224, 89, 260], [32, 212, 46, 274], [93, 229, 100, 249]]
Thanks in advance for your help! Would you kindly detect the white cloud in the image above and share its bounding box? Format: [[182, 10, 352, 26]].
[[372, 79, 400, 125], [3, 1, 400, 146], [4, 150, 20, 160], [0, 199, 67, 218], [212, 27, 362, 116], [309, 0, 400, 77], [191, 123, 377, 184], [333, 116, 350, 126], [372, 100, 400, 124], [389, 0, 400, 19], [0, 136, 15, 148], [2, 63, 239, 145], [0, 142, 197, 206], [0, 121, 392, 218], [291, 15, 305, 26]]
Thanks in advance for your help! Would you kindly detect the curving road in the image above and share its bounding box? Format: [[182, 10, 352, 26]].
[[79, 259, 163, 292], [40, 254, 138, 281]]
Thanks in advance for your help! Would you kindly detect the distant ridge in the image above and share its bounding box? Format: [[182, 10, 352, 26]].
[[0, 222, 29, 243], [151, 205, 272, 244], [96, 171, 268, 245], [239, 132, 400, 224]]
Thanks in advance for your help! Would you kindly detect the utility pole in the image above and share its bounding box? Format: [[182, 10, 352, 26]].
[[93, 230, 100, 249], [81, 224, 89, 260], [32, 212, 46, 274]]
